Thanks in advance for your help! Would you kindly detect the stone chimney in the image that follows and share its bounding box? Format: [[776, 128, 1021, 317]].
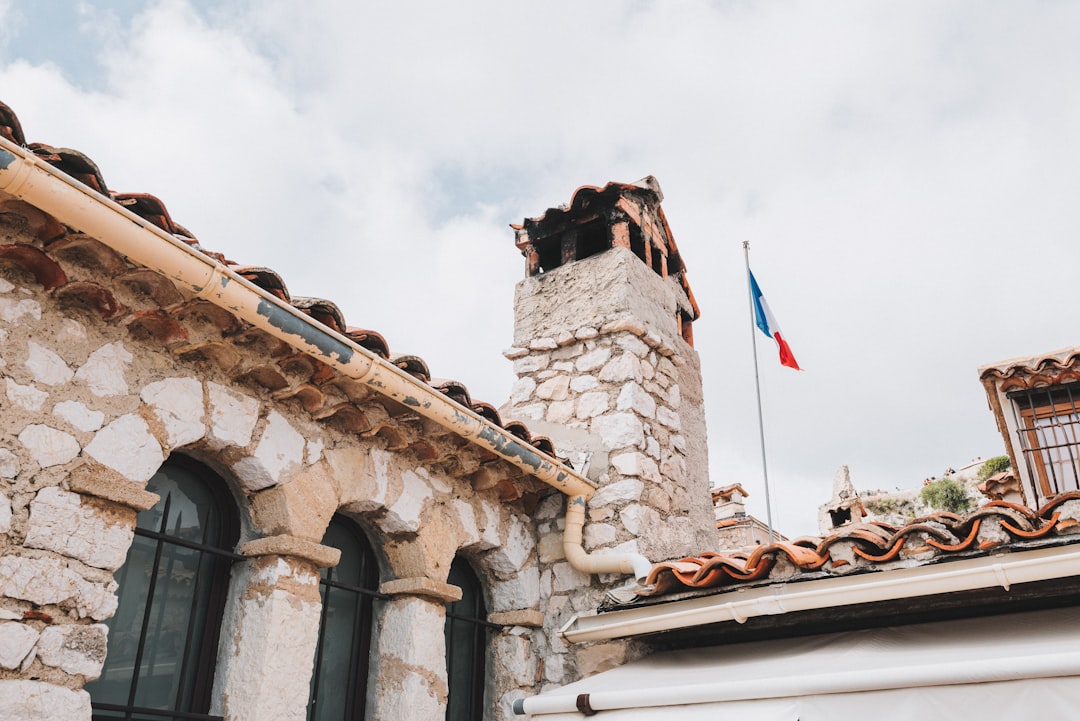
[[503, 177, 715, 561]]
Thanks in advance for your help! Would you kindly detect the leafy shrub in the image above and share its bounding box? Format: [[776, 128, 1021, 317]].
[[920, 477, 973, 514], [977, 455, 1012, 481]]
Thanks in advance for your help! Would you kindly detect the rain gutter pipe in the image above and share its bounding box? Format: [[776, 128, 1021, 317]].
[[0, 137, 650, 580], [514, 649, 1080, 716], [557, 542, 1080, 644]]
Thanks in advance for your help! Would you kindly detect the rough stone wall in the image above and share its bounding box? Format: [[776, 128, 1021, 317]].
[[502, 247, 715, 689], [0, 216, 550, 720]]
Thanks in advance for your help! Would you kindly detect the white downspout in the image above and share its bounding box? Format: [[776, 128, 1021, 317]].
[[0, 136, 650, 582], [565, 495, 652, 582]]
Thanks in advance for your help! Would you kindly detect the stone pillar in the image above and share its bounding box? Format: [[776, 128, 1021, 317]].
[[214, 539, 337, 721], [373, 578, 460, 721]]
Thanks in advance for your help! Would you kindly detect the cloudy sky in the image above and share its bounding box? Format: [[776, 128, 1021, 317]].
[[2, 1, 1077, 538]]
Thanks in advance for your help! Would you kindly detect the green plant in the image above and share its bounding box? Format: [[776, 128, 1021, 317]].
[[977, 455, 1012, 481], [920, 477, 973, 514]]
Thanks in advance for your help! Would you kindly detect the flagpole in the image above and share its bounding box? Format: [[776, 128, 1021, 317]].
[[743, 241, 776, 544]]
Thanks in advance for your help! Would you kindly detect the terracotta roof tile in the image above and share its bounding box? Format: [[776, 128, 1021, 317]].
[[0, 99, 570, 495], [637, 492, 1080, 598]]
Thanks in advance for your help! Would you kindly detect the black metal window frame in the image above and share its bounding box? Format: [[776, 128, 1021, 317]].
[[444, 557, 495, 721], [90, 457, 240, 721], [308, 515, 385, 721], [1010, 382, 1080, 498]]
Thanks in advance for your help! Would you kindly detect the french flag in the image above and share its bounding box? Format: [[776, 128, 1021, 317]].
[[749, 270, 801, 370]]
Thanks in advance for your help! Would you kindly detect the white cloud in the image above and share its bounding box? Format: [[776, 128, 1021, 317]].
[[2, 0, 1079, 537]]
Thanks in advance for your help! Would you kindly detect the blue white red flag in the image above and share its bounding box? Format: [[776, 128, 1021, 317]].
[[749, 270, 801, 370]]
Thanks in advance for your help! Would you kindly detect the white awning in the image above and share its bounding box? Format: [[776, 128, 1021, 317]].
[[517, 605, 1080, 720]]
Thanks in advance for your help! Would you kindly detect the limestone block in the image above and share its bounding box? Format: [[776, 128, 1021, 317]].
[[18, 425, 80, 468], [381, 468, 431, 534], [488, 608, 544, 628], [25, 342, 73, 386], [333, 446, 389, 513], [141, 377, 206, 448], [598, 353, 642, 383], [615, 334, 650, 358], [493, 633, 538, 686], [0, 493, 11, 534], [616, 383, 656, 418], [620, 503, 661, 536], [85, 414, 164, 483], [575, 347, 611, 373], [583, 522, 618, 549], [0, 277, 12, 293], [0, 448, 19, 477], [250, 467, 338, 541], [569, 375, 599, 393], [551, 360, 575, 372], [543, 650, 567, 683], [453, 500, 481, 548], [305, 437, 323, 465], [489, 568, 541, 614], [53, 400, 105, 432], [239, 535, 340, 568], [485, 518, 534, 577], [537, 530, 565, 564], [590, 479, 644, 507], [592, 413, 644, 450], [576, 391, 610, 420], [0, 556, 117, 619], [206, 381, 260, 449], [575, 326, 599, 340], [380, 577, 461, 602], [0, 680, 91, 721], [655, 405, 681, 431], [0, 296, 41, 323], [36, 623, 108, 679], [535, 375, 570, 401], [511, 403, 545, 421], [503, 346, 529, 359], [551, 343, 583, 361], [529, 337, 558, 351], [509, 376, 536, 405], [551, 562, 590, 593], [24, 487, 135, 571], [6, 378, 47, 412], [513, 354, 550, 374], [478, 504, 502, 550], [75, 342, 132, 397], [667, 384, 682, 409], [610, 452, 661, 483], [0, 621, 39, 669], [645, 436, 661, 460], [545, 399, 576, 424], [231, 411, 305, 491]]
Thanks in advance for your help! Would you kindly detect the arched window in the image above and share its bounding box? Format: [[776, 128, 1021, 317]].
[[87, 457, 239, 721], [308, 515, 380, 721], [444, 557, 488, 721]]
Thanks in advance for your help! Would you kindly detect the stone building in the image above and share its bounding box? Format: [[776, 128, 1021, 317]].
[[0, 101, 718, 721]]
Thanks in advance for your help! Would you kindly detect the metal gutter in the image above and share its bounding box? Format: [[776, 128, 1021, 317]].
[[559, 542, 1080, 643]]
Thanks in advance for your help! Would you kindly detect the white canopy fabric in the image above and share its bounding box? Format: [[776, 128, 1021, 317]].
[[519, 605, 1080, 720]]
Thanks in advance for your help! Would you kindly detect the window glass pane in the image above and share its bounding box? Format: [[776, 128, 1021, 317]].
[[445, 558, 486, 721], [87, 458, 237, 721], [309, 516, 378, 721]]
